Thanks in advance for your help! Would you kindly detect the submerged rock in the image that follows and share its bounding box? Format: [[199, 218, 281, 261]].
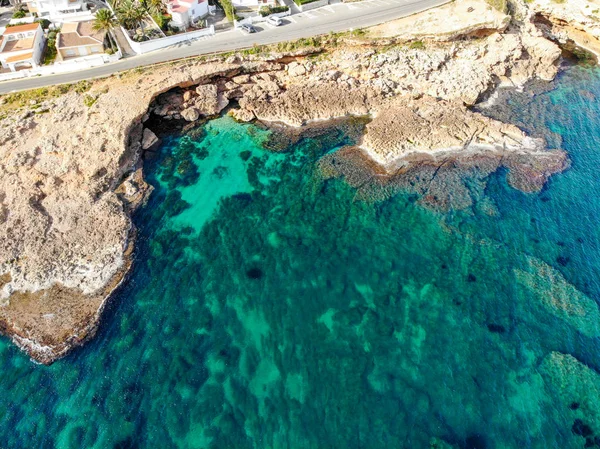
[[515, 256, 600, 338], [539, 352, 600, 441]]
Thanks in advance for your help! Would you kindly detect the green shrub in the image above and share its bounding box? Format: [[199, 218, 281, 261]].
[[74, 80, 91, 93], [259, 5, 289, 16], [83, 94, 97, 107], [409, 40, 425, 50], [216, 0, 236, 22], [294, 0, 321, 6], [153, 13, 171, 30], [13, 10, 26, 18], [36, 18, 50, 29], [43, 37, 57, 65]]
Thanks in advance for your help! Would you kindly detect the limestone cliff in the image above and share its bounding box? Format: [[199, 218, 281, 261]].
[[0, 0, 572, 363]]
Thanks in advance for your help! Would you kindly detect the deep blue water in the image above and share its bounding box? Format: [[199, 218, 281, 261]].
[[1, 66, 600, 449]]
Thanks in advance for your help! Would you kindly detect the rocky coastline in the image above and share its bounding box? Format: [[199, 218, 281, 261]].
[[0, 0, 591, 363]]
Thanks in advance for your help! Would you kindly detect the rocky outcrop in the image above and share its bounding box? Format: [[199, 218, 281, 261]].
[[368, 0, 511, 40], [142, 128, 160, 151], [528, 0, 600, 59], [360, 95, 543, 168], [0, 61, 242, 363], [0, 0, 570, 363]]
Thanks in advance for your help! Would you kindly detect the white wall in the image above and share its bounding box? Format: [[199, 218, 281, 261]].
[[32, 24, 45, 64], [8, 17, 37, 25], [234, 9, 290, 27], [232, 0, 276, 7], [191, 1, 209, 20], [122, 25, 215, 54], [0, 51, 121, 81], [49, 10, 95, 22], [36, 0, 85, 14], [297, 0, 328, 11]]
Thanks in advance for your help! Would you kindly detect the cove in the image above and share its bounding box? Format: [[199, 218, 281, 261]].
[[1, 65, 600, 449]]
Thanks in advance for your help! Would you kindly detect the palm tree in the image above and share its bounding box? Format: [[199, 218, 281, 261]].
[[143, 0, 164, 16], [93, 9, 118, 52], [117, 0, 147, 37]]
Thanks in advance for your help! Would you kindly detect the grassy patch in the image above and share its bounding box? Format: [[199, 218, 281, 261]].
[[275, 36, 323, 52], [409, 40, 425, 50], [0, 81, 92, 117], [485, 0, 507, 12], [349, 28, 367, 37], [294, 0, 323, 5], [83, 94, 98, 107]]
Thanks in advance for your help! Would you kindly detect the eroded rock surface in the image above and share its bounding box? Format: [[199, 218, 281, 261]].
[[528, 0, 600, 59], [368, 0, 511, 40]]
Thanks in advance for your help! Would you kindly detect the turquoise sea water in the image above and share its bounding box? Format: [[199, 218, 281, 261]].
[[2, 66, 600, 448]]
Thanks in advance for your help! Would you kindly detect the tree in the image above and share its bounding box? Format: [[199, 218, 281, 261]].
[[117, 0, 147, 37], [143, 0, 164, 16], [93, 9, 118, 52]]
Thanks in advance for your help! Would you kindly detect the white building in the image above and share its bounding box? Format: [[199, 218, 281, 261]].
[[21, 0, 91, 21], [232, 0, 275, 8], [0, 23, 45, 72], [166, 0, 209, 28], [56, 21, 106, 59]]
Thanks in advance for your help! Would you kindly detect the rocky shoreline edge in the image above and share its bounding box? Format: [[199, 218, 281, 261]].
[[0, 0, 596, 364]]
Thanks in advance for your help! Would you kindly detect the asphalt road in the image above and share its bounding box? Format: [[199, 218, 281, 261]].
[[0, 0, 447, 93]]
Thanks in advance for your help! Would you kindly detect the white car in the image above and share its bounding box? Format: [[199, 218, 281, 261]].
[[266, 16, 283, 27]]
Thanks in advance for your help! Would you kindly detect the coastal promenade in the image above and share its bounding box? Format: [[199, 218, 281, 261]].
[[0, 0, 447, 93]]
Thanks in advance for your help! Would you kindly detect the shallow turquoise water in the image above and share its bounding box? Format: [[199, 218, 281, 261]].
[[2, 66, 600, 448]]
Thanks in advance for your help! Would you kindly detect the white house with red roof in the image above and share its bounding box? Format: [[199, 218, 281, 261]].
[[0, 23, 45, 72], [166, 0, 209, 29]]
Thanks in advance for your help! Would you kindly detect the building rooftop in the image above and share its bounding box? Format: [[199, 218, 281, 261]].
[[3, 23, 40, 34], [2, 37, 35, 53], [5, 51, 34, 63], [57, 21, 105, 48]]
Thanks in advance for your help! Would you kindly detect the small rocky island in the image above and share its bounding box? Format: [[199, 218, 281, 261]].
[[0, 0, 595, 363]]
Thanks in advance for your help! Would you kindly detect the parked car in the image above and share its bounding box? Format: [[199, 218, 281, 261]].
[[240, 23, 257, 34], [266, 16, 282, 27]]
